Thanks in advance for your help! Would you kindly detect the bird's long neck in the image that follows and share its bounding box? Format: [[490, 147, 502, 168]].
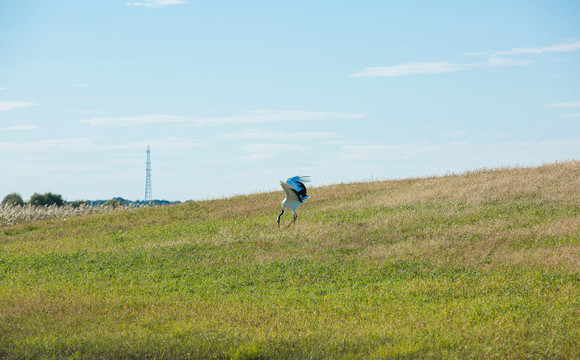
[[276, 207, 284, 226]]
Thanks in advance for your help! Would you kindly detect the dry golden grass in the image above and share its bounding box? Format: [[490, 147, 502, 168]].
[[298, 160, 580, 271]]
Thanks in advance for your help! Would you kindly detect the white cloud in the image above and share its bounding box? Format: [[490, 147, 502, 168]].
[[486, 57, 533, 67], [241, 143, 306, 153], [0, 137, 203, 152], [240, 143, 307, 160], [495, 41, 580, 56], [0, 138, 100, 152], [546, 101, 580, 118], [193, 110, 364, 126], [338, 143, 428, 161], [546, 101, 580, 108], [333, 138, 580, 165], [82, 114, 190, 126], [311, 138, 580, 188], [222, 129, 339, 141], [81, 111, 362, 127], [0, 101, 36, 111], [0, 87, 5, 91], [127, 137, 205, 151], [3, 125, 38, 131], [348, 62, 464, 78], [127, 0, 187, 8], [355, 40, 578, 78], [462, 50, 494, 57], [464, 41, 580, 57], [348, 57, 530, 78]]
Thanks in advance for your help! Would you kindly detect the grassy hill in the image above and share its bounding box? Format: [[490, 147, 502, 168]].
[[1, 161, 579, 359]]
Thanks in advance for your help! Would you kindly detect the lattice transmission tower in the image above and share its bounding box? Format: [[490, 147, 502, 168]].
[[144, 145, 152, 201]]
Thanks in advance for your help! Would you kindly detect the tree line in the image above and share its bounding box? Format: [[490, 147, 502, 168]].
[[2, 192, 181, 207], [2, 192, 66, 207]]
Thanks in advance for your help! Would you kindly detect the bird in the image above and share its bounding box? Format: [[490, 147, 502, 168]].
[[277, 175, 311, 228]]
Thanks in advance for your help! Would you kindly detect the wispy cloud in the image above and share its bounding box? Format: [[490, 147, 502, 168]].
[[348, 62, 463, 78], [127, 0, 187, 8], [81, 111, 361, 127], [486, 58, 532, 67], [338, 143, 427, 161], [130, 137, 204, 151], [350, 40, 578, 78], [464, 40, 580, 57], [496, 41, 580, 56], [0, 87, 5, 91], [546, 101, 580, 118], [81, 110, 364, 127], [546, 101, 580, 108], [193, 110, 364, 125], [0, 137, 202, 152], [82, 114, 190, 126], [334, 138, 580, 164], [348, 57, 530, 78], [222, 129, 339, 141], [0, 101, 36, 111], [240, 143, 307, 160], [3, 125, 38, 131], [0, 138, 100, 152]]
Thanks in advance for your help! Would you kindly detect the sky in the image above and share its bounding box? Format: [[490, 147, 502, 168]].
[[1, 0, 579, 202]]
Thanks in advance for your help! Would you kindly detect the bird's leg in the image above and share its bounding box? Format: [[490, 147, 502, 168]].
[[277, 209, 284, 228], [285, 213, 297, 229]]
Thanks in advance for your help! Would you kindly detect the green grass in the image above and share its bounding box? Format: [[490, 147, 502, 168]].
[[1, 161, 579, 359]]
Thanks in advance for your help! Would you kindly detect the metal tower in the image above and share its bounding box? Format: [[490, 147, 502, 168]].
[[144, 145, 152, 201]]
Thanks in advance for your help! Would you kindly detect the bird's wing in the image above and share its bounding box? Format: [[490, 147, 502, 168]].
[[287, 176, 311, 185], [285, 176, 310, 201], [286, 176, 310, 192], [280, 181, 301, 202]]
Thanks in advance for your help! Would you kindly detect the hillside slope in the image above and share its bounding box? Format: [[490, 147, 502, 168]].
[[1, 161, 579, 359]]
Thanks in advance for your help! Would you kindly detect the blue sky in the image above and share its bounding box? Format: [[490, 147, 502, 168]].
[[1, 0, 579, 201]]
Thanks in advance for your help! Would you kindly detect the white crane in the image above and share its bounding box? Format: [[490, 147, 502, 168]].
[[277, 175, 311, 228]]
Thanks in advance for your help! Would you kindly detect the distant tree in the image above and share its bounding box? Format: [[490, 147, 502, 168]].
[[68, 200, 88, 208], [2, 193, 24, 206], [104, 198, 125, 208], [28, 192, 64, 207]]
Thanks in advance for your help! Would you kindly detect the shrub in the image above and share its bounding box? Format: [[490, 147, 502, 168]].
[[28, 192, 64, 207], [2, 193, 24, 206], [104, 198, 126, 208], [68, 200, 88, 208]]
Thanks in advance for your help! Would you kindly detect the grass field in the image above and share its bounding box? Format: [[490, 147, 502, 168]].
[[1, 161, 579, 359]]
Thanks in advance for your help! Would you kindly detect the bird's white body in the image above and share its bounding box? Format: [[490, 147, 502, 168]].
[[277, 175, 310, 228]]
